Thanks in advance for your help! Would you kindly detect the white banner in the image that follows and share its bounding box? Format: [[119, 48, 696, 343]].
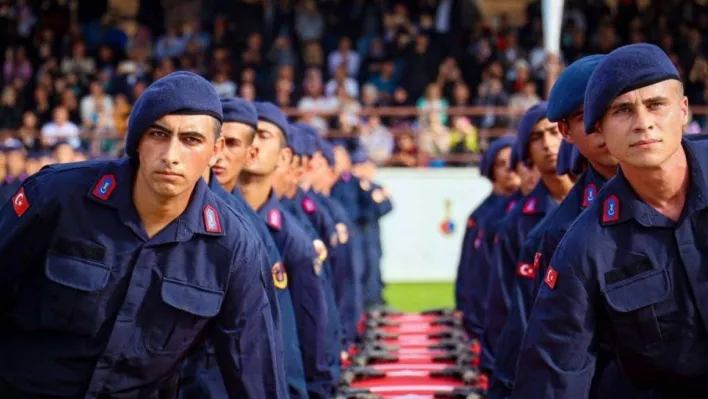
[[375, 168, 491, 282]]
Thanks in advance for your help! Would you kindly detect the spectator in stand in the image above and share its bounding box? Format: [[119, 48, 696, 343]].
[[388, 129, 420, 167], [60, 41, 95, 85], [325, 64, 359, 99], [0, 88, 22, 130], [417, 83, 449, 126], [359, 114, 394, 166], [3, 47, 33, 85], [154, 26, 186, 60], [40, 106, 80, 149], [80, 80, 114, 129], [328, 36, 361, 78], [16, 111, 41, 152], [367, 59, 398, 103], [509, 80, 541, 113], [447, 116, 480, 166], [211, 71, 237, 99], [295, 0, 325, 43]]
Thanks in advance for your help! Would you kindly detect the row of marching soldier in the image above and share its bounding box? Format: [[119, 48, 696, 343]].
[[0, 70, 392, 398], [455, 43, 708, 398]]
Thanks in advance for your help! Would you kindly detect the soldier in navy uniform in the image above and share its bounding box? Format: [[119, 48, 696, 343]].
[[237, 102, 335, 399], [458, 136, 520, 341], [481, 102, 574, 381], [0, 71, 286, 398], [515, 43, 708, 398]]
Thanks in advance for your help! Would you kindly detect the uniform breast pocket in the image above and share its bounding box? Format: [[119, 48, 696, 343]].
[[39, 252, 111, 336], [602, 268, 670, 350], [145, 278, 223, 355]]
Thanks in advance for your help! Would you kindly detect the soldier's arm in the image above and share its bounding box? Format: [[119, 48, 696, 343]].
[[512, 244, 597, 398], [0, 169, 59, 288], [284, 230, 333, 399], [210, 237, 287, 398]]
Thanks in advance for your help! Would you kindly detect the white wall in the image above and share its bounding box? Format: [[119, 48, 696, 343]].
[[375, 168, 491, 283]]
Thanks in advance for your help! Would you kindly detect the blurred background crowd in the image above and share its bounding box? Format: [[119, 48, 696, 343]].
[[0, 0, 707, 172]]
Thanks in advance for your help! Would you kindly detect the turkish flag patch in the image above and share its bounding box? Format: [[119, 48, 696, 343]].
[[267, 209, 282, 230], [467, 218, 477, 228], [11, 187, 30, 217], [516, 262, 536, 279], [545, 266, 558, 289]]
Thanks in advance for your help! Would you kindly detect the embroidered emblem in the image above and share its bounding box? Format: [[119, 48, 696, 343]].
[[267, 209, 281, 230], [202, 205, 222, 233], [582, 183, 598, 208], [545, 266, 558, 289], [272, 262, 288, 289], [602, 194, 620, 224], [522, 197, 537, 215], [302, 197, 316, 214], [92, 174, 117, 201], [11, 187, 29, 217]]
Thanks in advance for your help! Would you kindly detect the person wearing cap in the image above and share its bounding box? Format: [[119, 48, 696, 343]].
[[480, 102, 574, 380], [238, 102, 334, 399], [277, 124, 344, 390], [514, 43, 708, 397], [490, 55, 618, 398], [351, 152, 394, 311], [0, 139, 28, 203], [349, 148, 390, 309], [457, 136, 520, 340], [0, 71, 285, 398], [301, 128, 362, 346], [180, 98, 307, 399]]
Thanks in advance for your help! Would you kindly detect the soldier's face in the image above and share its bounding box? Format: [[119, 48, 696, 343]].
[[597, 80, 688, 169], [527, 118, 562, 175], [516, 161, 541, 194], [493, 146, 521, 192], [214, 121, 256, 189], [137, 114, 223, 200], [560, 108, 618, 169], [247, 120, 285, 176]]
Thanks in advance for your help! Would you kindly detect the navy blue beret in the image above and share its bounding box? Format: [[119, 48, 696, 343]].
[[292, 122, 317, 157], [584, 43, 680, 133], [126, 71, 222, 158], [221, 97, 258, 129], [517, 102, 549, 166], [555, 140, 574, 175], [253, 102, 289, 143], [286, 124, 304, 155], [318, 137, 335, 166], [547, 55, 605, 122], [482, 135, 516, 180]]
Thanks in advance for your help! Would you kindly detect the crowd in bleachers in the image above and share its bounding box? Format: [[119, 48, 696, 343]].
[[0, 0, 706, 168]]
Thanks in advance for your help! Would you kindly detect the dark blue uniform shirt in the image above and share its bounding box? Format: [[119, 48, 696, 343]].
[[514, 138, 708, 398], [310, 190, 361, 345], [0, 158, 284, 398], [481, 182, 557, 374], [184, 177, 308, 399], [492, 168, 609, 396], [456, 194, 507, 319], [257, 191, 334, 399], [463, 192, 522, 340], [281, 189, 343, 388]]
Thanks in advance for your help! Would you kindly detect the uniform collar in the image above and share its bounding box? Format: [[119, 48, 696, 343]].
[[519, 181, 555, 216], [599, 138, 708, 227], [257, 189, 281, 218], [86, 158, 225, 242]]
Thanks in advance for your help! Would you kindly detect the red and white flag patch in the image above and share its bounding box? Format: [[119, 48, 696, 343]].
[[545, 266, 558, 289], [517, 262, 536, 279], [11, 187, 30, 217]]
